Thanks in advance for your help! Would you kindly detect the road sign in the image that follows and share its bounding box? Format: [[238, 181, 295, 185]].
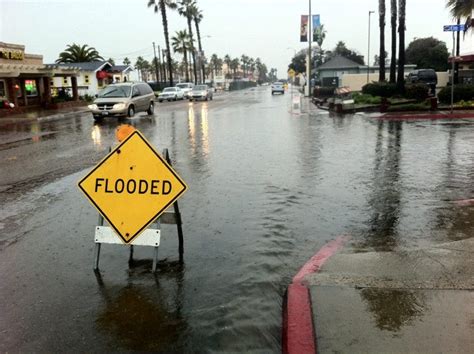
[[443, 24, 465, 32], [78, 130, 187, 244]]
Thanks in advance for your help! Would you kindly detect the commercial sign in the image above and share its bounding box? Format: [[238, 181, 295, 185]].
[[312, 15, 321, 42], [0, 48, 24, 60], [300, 15, 308, 42], [78, 130, 188, 244]]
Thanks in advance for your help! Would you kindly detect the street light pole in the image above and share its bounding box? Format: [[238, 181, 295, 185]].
[[307, 0, 312, 97], [152, 42, 160, 83], [367, 10, 375, 84]]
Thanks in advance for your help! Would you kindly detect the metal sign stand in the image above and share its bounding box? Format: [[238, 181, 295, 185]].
[[92, 148, 185, 273]]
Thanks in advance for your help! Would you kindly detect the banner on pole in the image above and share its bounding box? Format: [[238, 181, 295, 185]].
[[300, 15, 308, 42], [312, 15, 321, 42]]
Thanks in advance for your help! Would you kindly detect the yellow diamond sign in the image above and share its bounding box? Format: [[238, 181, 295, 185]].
[[78, 130, 187, 244]]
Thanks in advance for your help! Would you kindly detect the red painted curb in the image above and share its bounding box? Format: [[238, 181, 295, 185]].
[[376, 113, 474, 120], [283, 235, 350, 354]]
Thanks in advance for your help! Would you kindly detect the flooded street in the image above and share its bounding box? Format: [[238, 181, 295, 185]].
[[1, 87, 473, 352]]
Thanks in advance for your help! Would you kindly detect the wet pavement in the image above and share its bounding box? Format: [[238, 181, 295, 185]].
[[1, 87, 473, 352]]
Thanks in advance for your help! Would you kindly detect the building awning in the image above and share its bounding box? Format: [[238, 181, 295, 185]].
[[448, 54, 474, 63], [0, 63, 80, 78]]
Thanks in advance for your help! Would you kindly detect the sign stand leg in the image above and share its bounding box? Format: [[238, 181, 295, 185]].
[[94, 214, 105, 270], [163, 148, 185, 263], [128, 245, 134, 264], [152, 247, 159, 272]]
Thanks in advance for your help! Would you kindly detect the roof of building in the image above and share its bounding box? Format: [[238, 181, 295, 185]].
[[53, 61, 110, 72], [318, 56, 364, 70], [110, 65, 133, 73]]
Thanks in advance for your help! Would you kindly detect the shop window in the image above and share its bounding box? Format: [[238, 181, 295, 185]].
[[63, 77, 68, 85], [84, 75, 90, 84], [24, 80, 38, 97], [0, 80, 6, 98]]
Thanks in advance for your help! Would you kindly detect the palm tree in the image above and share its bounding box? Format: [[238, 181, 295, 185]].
[[379, 0, 386, 81], [123, 57, 131, 66], [178, 0, 198, 84], [192, 5, 206, 83], [389, 0, 397, 83], [396, 0, 406, 93], [107, 58, 115, 66], [446, 0, 473, 27], [56, 44, 103, 63], [241, 54, 249, 77], [230, 58, 240, 77], [147, 0, 177, 87], [135, 56, 145, 81], [248, 58, 255, 78], [224, 54, 232, 78], [172, 30, 191, 82]]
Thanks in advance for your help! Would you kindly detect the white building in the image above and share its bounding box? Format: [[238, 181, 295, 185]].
[[51, 61, 133, 96]]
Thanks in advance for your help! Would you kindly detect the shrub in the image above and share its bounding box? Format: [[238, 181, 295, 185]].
[[387, 102, 429, 112], [405, 84, 429, 101], [438, 85, 474, 104], [362, 82, 397, 97], [80, 94, 94, 103], [353, 93, 381, 105]]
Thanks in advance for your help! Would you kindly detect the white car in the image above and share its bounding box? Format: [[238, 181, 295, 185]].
[[271, 82, 285, 95], [158, 87, 185, 102], [175, 82, 194, 97]]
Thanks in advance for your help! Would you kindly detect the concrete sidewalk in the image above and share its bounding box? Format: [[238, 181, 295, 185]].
[[0, 105, 89, 125], [305, 238, 473, 353]]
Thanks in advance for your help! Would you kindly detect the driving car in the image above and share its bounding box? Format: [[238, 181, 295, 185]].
[[271, 82, 285, 95], [175, 82, 194, 97], [88, 82, 155, 121], [158, 87, 185, 102], [189, 84, 213, 101]]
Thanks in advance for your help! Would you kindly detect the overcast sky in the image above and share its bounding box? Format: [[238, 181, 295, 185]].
[[1, 0, 473, 79]]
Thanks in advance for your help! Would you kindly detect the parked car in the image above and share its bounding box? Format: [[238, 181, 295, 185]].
[[158, 87, 185, 102], [88, 82, 155, 121], [189, 85, 213, 101], [271, 82, 285, 95], [175, 82, 194, 97], [407, 69, 437, 94]]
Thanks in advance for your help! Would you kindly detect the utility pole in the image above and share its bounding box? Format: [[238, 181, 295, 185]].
[[367, 10, 375, 83], [158, 45, 164, 84], [152, 42, 160, 83], [162, 49, 167, 84], [451, 30, 455, 114], [307, 0, 312, 97]]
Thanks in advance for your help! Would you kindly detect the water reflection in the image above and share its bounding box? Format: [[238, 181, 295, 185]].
[[186, 102, 210, 175], [362, 121, 403, 251], [91, 125, 102, 147], [94, 264, 187, 352], [360, 288, 425, 332]]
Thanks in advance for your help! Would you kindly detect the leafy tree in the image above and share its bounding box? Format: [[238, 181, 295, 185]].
[[288, 49, 307, 74], [325, 41, 365, 65], [397, 0, 406, 93], [313, 24, 326, 48], [178, 0, 198, 84], [406, 37, 449, 71], [374, 51, 389, 66], [172, 30, 192, 82], [123, 57, 131, 66], [56, 44, 103, 63], [379, 0, 386, 81], [147, 0, 178, 86]]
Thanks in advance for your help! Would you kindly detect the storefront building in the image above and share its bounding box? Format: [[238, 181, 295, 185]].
[[0, 42, 79, 109]]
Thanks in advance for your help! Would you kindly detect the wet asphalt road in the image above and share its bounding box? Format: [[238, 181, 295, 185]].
[[1, 87, 474, 352]]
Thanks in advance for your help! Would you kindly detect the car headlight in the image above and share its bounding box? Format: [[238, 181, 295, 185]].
[[88, 104, 98, 110], [113, 103, 126, 110]]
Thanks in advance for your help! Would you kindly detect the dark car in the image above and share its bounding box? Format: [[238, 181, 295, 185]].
[[407, 69, 437, 94]]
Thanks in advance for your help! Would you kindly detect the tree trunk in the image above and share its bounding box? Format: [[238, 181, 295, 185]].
[[389, 0, 397, 83], [187, 17, 198, 85], [379, 0, 386, 81], [195, 20, 206, 83], [160, 0, 173, 86], [396, 0, 406, 94], [183, 49, 189, 82]]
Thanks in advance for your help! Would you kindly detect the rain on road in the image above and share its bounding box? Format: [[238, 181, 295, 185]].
[[1, 86, 474, 352]]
